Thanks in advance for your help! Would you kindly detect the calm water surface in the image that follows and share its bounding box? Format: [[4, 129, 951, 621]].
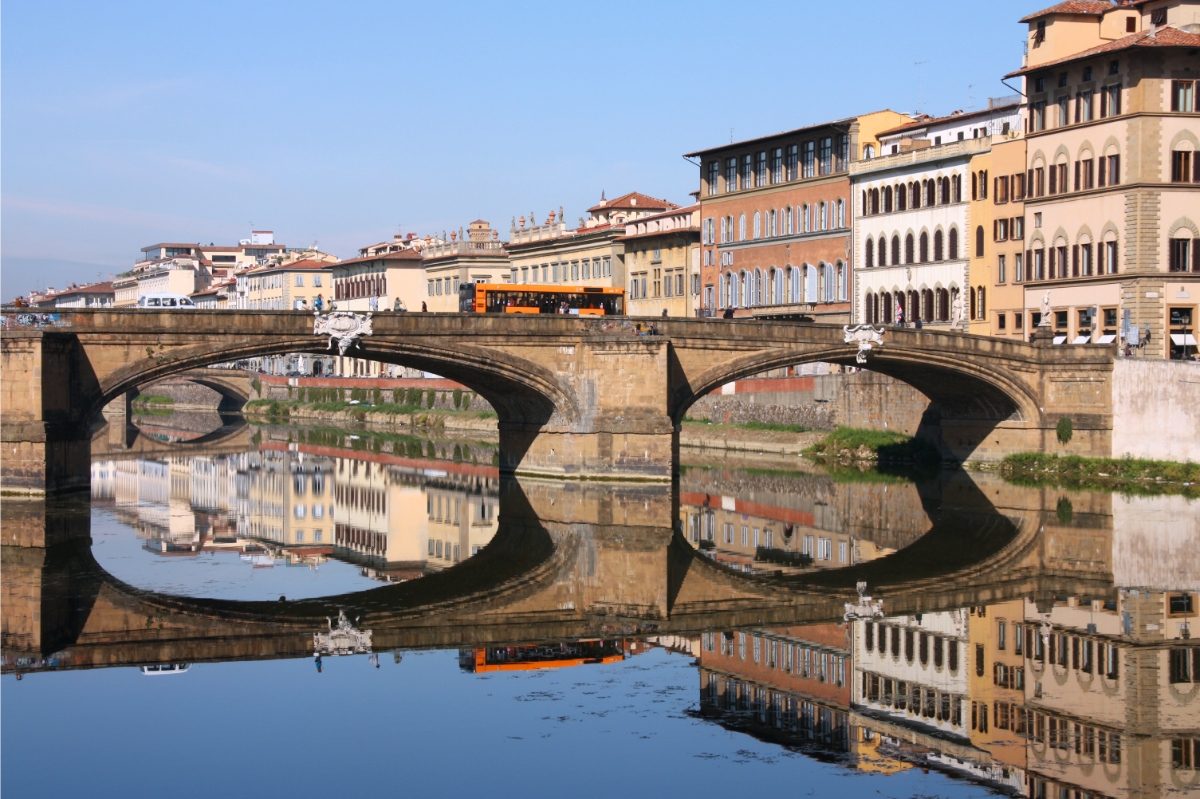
[[3, 422, 1197, 799]]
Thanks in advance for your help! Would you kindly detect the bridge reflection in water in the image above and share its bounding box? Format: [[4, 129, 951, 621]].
[[3, 463, 1197, 799]]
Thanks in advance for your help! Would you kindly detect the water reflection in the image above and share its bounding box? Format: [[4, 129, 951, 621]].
[[2, 429, 1197, 799]]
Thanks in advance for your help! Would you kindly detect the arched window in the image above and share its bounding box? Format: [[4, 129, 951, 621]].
[[865, 238, 874, 268], [975, 225, 985, 257], [773, 268, 784, 304], [905, 233, 915, 264], [882, 291, 893, 323], [818, 202, 827, 230], [754, 268, 764, 305], [878, 236, 887, 266], [891, 235, 901, 265], [910, 182, 921, 208], [823, 263, 835, 302], [952, 174, 962, 202], [785, 206, 793, 235], [739, 214, 746, 241], [919, 231, 929, 262], [802, 205, 810, 233], [869, 188, 878, 215], [789, 266, 801, 302], [753, 212, 761, 239], [948, 228, 959, 260], [836, 199, 845, 228], [971, 172, 978, 200], [969, 286, 976, 320], [977, 287, 986, 320], [897, 184, 907, 211], [925, 179, 935, 206], [934, 230, 944, 261], [836, 262, 846, 301], [883, 186, 893, 213], [922, 288, 934, 322]]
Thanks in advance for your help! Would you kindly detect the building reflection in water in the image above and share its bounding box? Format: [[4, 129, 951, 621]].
[[689, 487, 1200, 799], [90, 445, 499, 583]]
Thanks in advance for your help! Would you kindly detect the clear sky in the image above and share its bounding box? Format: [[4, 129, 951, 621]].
[[1, 0, 1032, 300]]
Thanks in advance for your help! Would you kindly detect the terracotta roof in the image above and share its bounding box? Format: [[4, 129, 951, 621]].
[[48, 281, 114, 297], [331, 251, 423, 269], [587, 191, 676, 213], [876, 102, 1020, 137], [1006, 26, 1200, 77], [1019, 1, 1114, 23], [683, 113, 883, 157], [246, 258, 332, 275]]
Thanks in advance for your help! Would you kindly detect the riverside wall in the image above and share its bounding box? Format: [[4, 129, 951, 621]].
[[1110, 359, 1200, 462]]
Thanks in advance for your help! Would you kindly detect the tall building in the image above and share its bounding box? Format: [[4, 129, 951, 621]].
[[852, 101, 1023, 329], [686, 110, 910, 321], [1006, 0, 1200, 358]]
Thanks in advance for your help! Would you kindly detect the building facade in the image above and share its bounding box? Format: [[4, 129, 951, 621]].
[[421, 220, 509, 313], [621, 204, 700, 317], [1009, 0, 1200, 358], [687, 110, 910, 321], [853, 102, 1022, 329]]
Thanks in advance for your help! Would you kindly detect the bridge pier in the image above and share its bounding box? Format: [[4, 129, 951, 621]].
[[1, 333, 93, 495], [499, 335, 677, 481]]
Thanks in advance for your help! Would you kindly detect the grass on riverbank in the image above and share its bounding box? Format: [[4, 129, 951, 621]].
[[999, 452, 1199, 497], [245, 398, 496, 422], [805, 426, 939, 465], [131, 394, 175, 417]]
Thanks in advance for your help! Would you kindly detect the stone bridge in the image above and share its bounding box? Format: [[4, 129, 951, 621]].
[[0, 309, 1116, 493], [1, 474, 1114, 673]]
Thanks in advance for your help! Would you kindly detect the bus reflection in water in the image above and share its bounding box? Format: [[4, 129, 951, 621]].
[[458, 640, 626, 673], [459, 283, 625, 316]]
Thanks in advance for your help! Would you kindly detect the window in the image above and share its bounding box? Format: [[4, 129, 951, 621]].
[[818, 137, 833, 175], [772, 147, 783, 183], [976, 225, 985, 257], [1169, 237, 1199, 272], [1171, 149, 1199, 183], [1030, 101, 1046, 132], [1101, 84, 1121, 117], [742, 154, 753, 189], [1056, 95, 1070, 128], [725, 158, 737, 192], [756, 151, 768, 187], [707, 161, 720, 195], [786, 144, 798, 180], [803, 141, 815, 177], [1172, 80, 1197, 112], [998, 254, 1007, 283], [1076, 90, 1093, 123], [1152, 7, 1167, 25], [1173, 739, 1199, 770], [1170, 648, 1200, 683]]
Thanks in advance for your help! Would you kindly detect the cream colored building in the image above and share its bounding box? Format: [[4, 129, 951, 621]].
[[621, 204, 700, 317], [505, 192, 677, 298], [241, 258, 334, 311], [1008, 0, 1200, 357], [421, 220, 509, 313]]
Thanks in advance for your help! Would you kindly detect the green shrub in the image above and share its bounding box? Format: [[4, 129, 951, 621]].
[[453, 388, 463, 409], [1056, 416, 1074, 445]]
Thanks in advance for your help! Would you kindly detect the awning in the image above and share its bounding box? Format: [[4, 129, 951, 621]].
[[1072, 335, 1091, 345], [1096, 334, 1116, 344], [1170, 333, 1197, 346], [1052, 335, 1067, 345]]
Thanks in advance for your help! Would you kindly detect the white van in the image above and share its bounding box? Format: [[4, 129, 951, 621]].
[[137, 293, 196, 309]]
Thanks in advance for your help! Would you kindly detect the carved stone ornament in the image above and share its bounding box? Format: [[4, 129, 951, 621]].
[[313, 610, 373, 656], [843, 324, 886, 364], [314, 311, 373, 355], [843, 581, 885, 621]]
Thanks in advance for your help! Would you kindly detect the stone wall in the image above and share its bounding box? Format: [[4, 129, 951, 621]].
[[687, 369, 930, 434], [1111, 359, 1200, 462], [137, 380, 225, 408]]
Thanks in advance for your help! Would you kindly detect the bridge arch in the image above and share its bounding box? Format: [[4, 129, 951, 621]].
[[85, 336, 576, 429]]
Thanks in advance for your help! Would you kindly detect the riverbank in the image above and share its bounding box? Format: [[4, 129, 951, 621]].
[[994, 452, 1199, 498]]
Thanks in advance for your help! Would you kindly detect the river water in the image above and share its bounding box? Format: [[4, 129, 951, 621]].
[[2, 418, 1198, 799]]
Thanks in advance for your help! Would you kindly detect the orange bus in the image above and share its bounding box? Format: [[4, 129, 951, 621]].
[[458, 283, 624, 315], [458, 640, 625, 673]]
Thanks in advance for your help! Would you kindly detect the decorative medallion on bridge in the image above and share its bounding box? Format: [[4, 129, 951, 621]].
[[313, 311, 373, 355], [843, 581, 884, 621], [842, 324, 886, 364], [313, 610, 373, 656]]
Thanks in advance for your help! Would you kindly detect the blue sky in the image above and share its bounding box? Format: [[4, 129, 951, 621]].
[[1, 0, 1031, 299]]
